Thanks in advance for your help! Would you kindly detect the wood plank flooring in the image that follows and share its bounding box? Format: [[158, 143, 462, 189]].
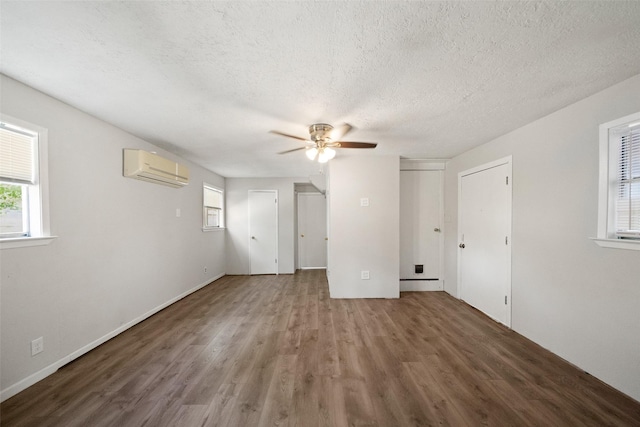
[[2, 270, 640, 426]]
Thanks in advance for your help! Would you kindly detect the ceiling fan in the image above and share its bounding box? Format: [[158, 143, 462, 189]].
[[270, 123, 377, 163]]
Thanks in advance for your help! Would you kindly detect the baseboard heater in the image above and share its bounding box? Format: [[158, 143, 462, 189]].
[[400, 278, 439, 281]]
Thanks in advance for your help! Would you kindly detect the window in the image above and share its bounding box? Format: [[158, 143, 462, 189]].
[[0, 115, 53, 249], [203, 184, 224, 230], [615, 125, 640, 237], [594, 112, 640, 250]]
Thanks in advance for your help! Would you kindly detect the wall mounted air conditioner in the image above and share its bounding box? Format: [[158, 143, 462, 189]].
[[123, 149, 189, 188]]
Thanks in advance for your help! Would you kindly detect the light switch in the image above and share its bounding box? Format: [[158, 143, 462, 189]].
[[360, 198, 370, 207], [176, 208, 181, 217]]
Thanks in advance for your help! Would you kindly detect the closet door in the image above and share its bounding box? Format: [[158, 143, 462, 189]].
[[249, 190, 278, 275], [459, 159, 512, 326]]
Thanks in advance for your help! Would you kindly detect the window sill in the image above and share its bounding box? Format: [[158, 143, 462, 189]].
[[590, 238, 640, 251], [202, 227, 225, 232], [0, 236, 58, 249], [0, 236, 58, 250]]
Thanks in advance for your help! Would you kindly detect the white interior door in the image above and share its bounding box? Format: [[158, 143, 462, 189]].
[[458, 158, 512, 326], [298, 193, 327, 269], [249, 190, 278, 275], [400, 170, 442, 280]]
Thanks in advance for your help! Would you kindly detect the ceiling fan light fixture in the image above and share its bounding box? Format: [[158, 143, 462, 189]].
[[305, 147, 318, 160], [317, 147, 336, 163]]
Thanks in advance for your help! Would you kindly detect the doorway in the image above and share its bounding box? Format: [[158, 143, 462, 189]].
[[297, 192, 327, 269], [399, 170, 443, 290], [458, 157, 512, 326], [249, 190, 278, 275]]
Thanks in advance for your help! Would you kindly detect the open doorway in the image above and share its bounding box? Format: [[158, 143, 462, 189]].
[[294, 183, 327, 270]]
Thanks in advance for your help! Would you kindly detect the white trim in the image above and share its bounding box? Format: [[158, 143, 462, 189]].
[[0, 273, 225, 402], [590, 238, 640, 251], [0, 235, 57, 249], [37, 126, 50, 236], [458, 156, 512, 178], [438, 170, 445, 287], [201, 227, 225, 232], [400, 158, 448, 171], [457, 156, 513, 328]]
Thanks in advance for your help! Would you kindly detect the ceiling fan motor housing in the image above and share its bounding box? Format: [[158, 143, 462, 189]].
[[309, 123, 333, 142]]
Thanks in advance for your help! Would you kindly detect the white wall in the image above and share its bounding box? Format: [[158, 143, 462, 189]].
[[225, 177, 305, 274], [327, 156, 400, 298], [0, 75, 226, 400], [444, 73, 640, 401]]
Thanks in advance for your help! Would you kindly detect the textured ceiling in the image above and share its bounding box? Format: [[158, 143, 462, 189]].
[[1, 1, 640, 178]]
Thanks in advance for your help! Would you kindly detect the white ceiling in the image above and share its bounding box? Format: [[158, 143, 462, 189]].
[[2, 1, 640, 178]]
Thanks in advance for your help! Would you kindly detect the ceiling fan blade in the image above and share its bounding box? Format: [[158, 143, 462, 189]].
[[332, 123, 353, 141], [278, 147, 307, 155], [269, 130, 309, 142], [337, 141, 377, 149]]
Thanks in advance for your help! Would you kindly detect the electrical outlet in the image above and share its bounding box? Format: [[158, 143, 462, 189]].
[[361, 270, 370, 280], [31, 337, 43, 356], [204, 266, 208, 273], [360, 197, 370, 207]]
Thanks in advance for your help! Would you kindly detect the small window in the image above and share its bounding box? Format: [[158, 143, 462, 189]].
[[203, 184, 224, 230], [0, 117, 50, 243], [595, 112, 640, 250]]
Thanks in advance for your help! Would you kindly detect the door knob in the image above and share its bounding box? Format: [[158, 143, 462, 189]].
[[251, 236, 256, 240], [434, 227, 441, 232], [459, 243, 465, 248], [301, 234, 304, 237]]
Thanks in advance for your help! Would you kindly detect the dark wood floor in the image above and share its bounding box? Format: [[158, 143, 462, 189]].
[[2, 270, 640, 426]]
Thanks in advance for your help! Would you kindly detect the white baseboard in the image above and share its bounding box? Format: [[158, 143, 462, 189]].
[[400, 280, 443, 292], [0, 273, 225, 403]]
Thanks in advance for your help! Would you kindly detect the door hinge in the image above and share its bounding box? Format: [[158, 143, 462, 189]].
[[505, 236, 508, 245], [505, 296, 508, 305], [275, 259, 278, 263], [506, 176, 509, 185]]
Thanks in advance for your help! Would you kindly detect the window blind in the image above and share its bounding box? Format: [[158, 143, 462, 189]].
[[203, 186, 223, 228], [615, 126, 640, 235], [0, 124, 36, 184], [204, 186, 222, 208]]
